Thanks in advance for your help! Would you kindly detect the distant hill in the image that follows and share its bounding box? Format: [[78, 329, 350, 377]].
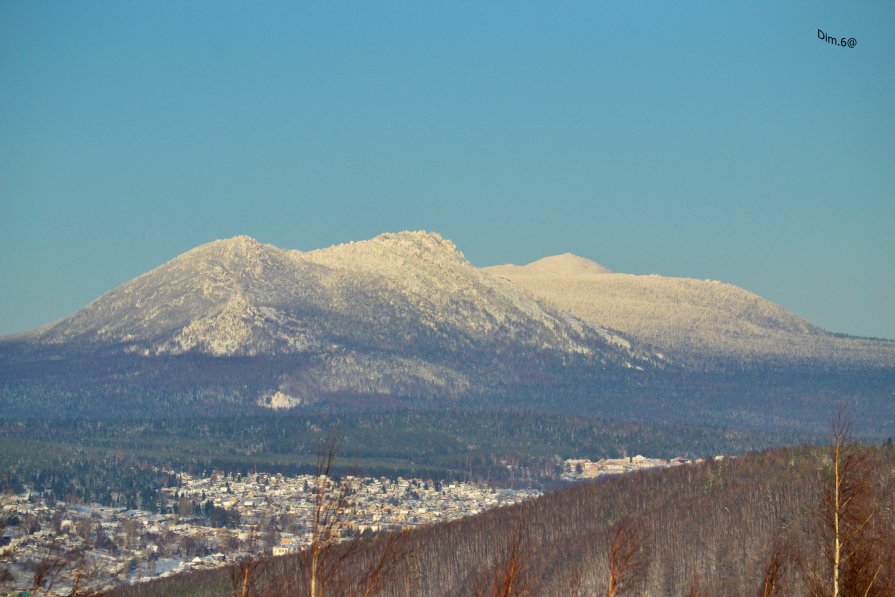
[[1, 232, 892, 435], [484, 253, 613, 278], [1, 232, 653, 413], [485, 255, 895, 367], [32, 233, 634, 361]]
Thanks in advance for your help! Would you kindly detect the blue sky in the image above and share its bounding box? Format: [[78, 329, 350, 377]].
[[1, 2, 893, 338]]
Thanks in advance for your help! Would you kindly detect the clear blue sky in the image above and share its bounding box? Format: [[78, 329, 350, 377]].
[[2, 2, 893, 339]]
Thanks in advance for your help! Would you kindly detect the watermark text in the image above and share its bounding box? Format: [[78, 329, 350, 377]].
[[818, 29, 856, 48]]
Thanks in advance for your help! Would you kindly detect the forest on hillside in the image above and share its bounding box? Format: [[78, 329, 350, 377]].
[[110, 437, 895, 597], [3, 341, 893, 439], [0, 410, 805, 507]]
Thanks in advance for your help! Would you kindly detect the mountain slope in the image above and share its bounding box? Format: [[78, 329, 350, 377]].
[[112, 445, 895, 597], [34, 235, 328, 356], [3, 233, 893, 429], [483, 253, 612, 278], [484, 256, 895, 366], [10, 233, 651, 408], [31, 233, 639, 359]]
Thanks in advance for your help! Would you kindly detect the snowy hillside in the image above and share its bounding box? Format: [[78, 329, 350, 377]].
[[32, 233, 638, 358], [31, 235, 328, 356], [484, 256, 895, 366], [483, 254, 612, 278], [302, 232, 636, 357], [22, 235, 894, 369], [19, 233, 651, 406], [3, 232, 893, 422]]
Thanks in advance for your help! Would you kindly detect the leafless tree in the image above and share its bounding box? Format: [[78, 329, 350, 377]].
[[30, 538, 67, 596], [303, 432, 355, 597], [252, 431, 406, 596], [685, 572, 707, 597], [354, 532, 407, 597], [606, 517, 647, 597], [758, 538, 787, 597], [229, 526, 266, 597], [69, 549, 109, 596], [486, 525, 527, 597], [802, 407, 893, 597]]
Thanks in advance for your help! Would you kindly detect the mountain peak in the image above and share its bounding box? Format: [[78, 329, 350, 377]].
[[310, 230, 467, 268], [183, 235, 266, 259], [219, 234, 262, 246], [370, 230, 461, 256], [484, 253, 612, 278], [179, 234, 280, 271]]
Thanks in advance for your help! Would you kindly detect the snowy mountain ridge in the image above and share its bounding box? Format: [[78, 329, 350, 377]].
[[487, 253, 612, 278], [3, 231, 893, 419], [31, 231, 645, 359], [484, 255, 895, 366], [19, 233, 895, 368], [16, 232, 655, 406]]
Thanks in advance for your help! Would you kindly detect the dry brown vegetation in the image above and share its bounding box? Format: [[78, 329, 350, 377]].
[[800, 412, 895, 597], [606, 518, 647, 597], [110, 435, 895, 597]]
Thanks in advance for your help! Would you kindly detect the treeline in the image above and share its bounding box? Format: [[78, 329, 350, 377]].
[[111, 442, 895, 596], [0, 410, 806, 500], [0, 438, 177, 511]]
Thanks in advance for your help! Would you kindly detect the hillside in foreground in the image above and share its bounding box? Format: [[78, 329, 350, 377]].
[[111, 443, 895, 597]]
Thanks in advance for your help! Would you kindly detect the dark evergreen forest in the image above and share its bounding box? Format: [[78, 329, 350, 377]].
[[0, 410, 807, 508]]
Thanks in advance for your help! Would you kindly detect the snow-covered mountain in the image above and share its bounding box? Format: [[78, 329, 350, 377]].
[[17, 233, 650, 407], [484, 255, 895, 366], [483, 254, 612, 278], [5, 232, 893, 421], [33, 233, 636, 358]]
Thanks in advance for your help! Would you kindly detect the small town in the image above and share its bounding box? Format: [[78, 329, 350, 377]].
[[0, 454, 711, 595], [0, 470, 540, 596], [561, 454, 707, 480]]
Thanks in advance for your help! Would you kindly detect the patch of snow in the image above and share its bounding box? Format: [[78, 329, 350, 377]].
[[258, 390, 305, 410]]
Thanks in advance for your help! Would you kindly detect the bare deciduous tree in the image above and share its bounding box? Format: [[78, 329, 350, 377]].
[[685, 572, 707, 597], [487, 526, 527, 597], [354, 532, 407, 597], [255, 431, 405, 596], [606, 518, 646, 597], [229, 526, 265, 597], [304, 432, 355, 597], [30, 538, 67, 596], [803, 407, 893, 597], [758, 539, 787, 597]]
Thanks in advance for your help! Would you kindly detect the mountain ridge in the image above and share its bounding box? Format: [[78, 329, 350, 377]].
[[9, 233, 894, 367], [486, 253, 612, 278], [2, 232, 892, 429], [6, 232, 655, 410], [483, 254, 895, 366]]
